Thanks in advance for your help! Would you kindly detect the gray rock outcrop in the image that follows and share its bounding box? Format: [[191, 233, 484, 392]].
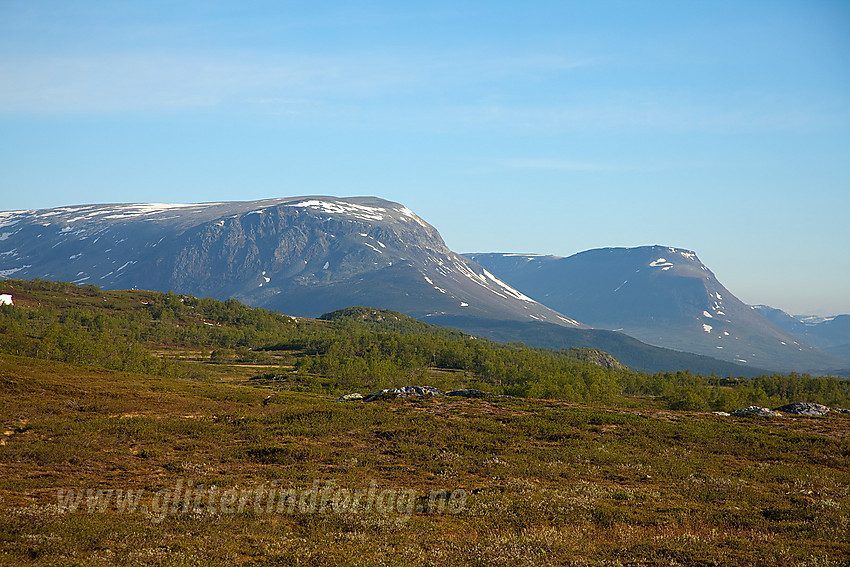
[[731, 406, 782, 417], [775, 402, 830, 417], [446, 389, 486, 398], [337, 393, 364, 402], [342, 385, 491, 402], [363, 385, 445, 402]]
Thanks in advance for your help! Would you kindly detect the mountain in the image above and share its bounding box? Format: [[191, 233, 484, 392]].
[[0, 197, 581, 327], [752, 306, 850, 360], [468, 247, 850, 374]]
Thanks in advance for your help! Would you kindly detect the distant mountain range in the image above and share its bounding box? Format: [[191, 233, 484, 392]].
[[752, 306, 850, 361], [1, 197, 845, 375], [468, 248, 849, 374]]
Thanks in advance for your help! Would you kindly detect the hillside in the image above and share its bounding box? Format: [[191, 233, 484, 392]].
[[426, 315, 769, 377], [0, 280, 848, 566], [1, 278, 848, 412]]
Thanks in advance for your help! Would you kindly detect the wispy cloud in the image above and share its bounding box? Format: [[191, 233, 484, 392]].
[[0, 47, 602, 116], [1, 48, 844, 137], [0, 51, 415, 114], [501, 158, 611, 172], [494, 157, 722, 175]]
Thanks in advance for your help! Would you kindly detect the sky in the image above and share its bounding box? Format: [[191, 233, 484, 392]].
[[1, 0, 849, 316]]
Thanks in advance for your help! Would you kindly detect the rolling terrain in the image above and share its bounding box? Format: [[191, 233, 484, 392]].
[[0, 279, 848, 566]]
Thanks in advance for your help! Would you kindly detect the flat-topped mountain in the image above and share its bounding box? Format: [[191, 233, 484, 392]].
[[0, 197, 581, 326], [468, 247, 849, 374]]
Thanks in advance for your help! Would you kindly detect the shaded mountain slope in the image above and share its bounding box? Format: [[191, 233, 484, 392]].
[[753, 306, 850, 360], [468, 247, 849, 374]]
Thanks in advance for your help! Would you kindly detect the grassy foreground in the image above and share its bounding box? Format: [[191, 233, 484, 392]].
[[1, 354, 848, 566]]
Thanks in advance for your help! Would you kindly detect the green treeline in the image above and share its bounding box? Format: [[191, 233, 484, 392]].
[[1, 280, 848, 410], [0, 279, 304, 379]]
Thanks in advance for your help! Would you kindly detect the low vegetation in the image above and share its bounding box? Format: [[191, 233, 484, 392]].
[[1, 280, 848, 411], [0, 279, 848, 565]]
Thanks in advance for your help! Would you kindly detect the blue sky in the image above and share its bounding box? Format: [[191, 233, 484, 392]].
[[1, 0, 848, 315]]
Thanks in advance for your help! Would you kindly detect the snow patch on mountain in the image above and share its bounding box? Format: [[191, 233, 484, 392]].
[[1, 203, 227, 229], [287, 199, 386, 221], [481, 269, 535, 302], [0, 265, 30, 277], [797, 315, 836, 325], [0, 212, 26, 229], [79, 203, 217, 221], [558, 315, 581, 326], [396, 205, 429, 228]]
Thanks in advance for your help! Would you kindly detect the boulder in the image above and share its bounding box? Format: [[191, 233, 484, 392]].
[[731, 406, 781, 417], [337, 393, 364, 402], [346, 385, 490, 402], [363, 386, 444, 402], [775, 402, 830, 417], [446, 389, 486, 398]]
